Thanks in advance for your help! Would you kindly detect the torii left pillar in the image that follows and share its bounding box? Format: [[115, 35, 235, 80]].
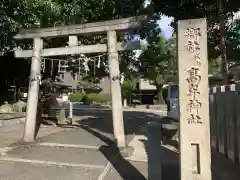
[[107, 31, 126, 148], [23, 38, 43, 142]]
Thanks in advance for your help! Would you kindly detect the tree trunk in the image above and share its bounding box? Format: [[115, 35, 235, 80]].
[[156, 85, 164, 104], [16, 85, 20, 101], [129, 93, 132, 105], [218, 0, 228, 83]]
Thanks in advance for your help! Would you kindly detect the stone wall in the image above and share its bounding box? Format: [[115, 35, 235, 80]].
[[0, 113, 25, 132]]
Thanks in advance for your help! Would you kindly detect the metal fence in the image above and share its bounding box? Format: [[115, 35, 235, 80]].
[[209, 84, 240, 163]]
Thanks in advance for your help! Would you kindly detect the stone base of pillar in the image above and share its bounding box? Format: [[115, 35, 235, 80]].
[[118, 146, 134, 157]]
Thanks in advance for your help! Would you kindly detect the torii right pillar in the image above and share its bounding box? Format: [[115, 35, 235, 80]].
[[178, 18, 212, 180]]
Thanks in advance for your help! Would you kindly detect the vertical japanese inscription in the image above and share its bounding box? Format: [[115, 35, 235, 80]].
[[184, 27, 201, 65], [184, 27, 202, 124]]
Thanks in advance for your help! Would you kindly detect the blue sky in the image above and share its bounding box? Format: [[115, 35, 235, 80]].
[[158, 16, 174, 39], [157, 12, 240, 39], [144, 0, 173, 39]]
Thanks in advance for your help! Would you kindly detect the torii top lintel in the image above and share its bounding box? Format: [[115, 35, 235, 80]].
[[14, 16, 146, 40]]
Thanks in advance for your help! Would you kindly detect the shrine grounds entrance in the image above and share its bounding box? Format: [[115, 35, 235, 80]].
[[13, 17, 213, 180], [14, 17, 144, 151]]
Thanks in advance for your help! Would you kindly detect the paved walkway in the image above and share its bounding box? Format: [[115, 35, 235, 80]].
[[0, 108, 240, 180], [0, 123, 148, 180]]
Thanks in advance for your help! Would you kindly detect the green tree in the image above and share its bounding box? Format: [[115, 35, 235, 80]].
[[0, 0, 65, 53], [208, 16, 240, 79], [0, 0, 146, 53], [138, 35, 176, 104], [122, 77, 138, 104], [226, 18, 240, 66], [0, 0, 148, 84], [150, 0, 240, 81]]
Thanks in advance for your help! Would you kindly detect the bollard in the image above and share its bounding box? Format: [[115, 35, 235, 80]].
[[69, 102, 73, 125], [0, 120, 3, 133], [147, 122, 162, 180], [123, 99, 127, 107], [69, 102, 73, 119]]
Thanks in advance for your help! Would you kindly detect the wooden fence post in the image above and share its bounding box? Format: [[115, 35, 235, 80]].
[[235, 84, 240, 162], [210, 87, 217, 148]]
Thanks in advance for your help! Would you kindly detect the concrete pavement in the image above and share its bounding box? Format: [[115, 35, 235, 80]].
[[0, 124, 148, 180], [0, 106, 164, 180], [0, 107, 240, 180]]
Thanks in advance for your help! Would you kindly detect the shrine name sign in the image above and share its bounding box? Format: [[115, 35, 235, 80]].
[[178, 18, 211, 180]]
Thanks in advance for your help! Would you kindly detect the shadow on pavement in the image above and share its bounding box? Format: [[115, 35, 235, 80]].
[[81, 125, 147, 180], [81, 121, 179, 180], [75, 110, 172, 137], [100, 145, 147, 180], [74, 109, 179, 180], [140, 138, 180, 180], [72, 110, 169, 146]]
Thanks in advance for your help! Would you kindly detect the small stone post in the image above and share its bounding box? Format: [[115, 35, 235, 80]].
[[69, 101, 73, 119], [107, 30, 126, 148], [23, 38, 43, 142], [178, 18, 211, 180], [68, 101, 73, 125], [57, 106, 66, 125], [123, 99, 127, 107], [68, 36, 78, 47]]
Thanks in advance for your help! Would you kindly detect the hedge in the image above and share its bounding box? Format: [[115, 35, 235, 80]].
[[69, 93, 111, 104], [69, 93, 85, 102]]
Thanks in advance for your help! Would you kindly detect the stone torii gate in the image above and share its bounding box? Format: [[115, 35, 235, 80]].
[[14, 17, 144, 149]]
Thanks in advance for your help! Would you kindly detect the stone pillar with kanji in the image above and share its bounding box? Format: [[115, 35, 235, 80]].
[[177, 18, 212, 180]]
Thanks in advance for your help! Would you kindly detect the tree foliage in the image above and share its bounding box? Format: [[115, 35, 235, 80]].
[[224, 18, 240, 67], [150, 0, 240, 80], [151, 0, 240, 21], [208, 16, 240, 61], [0, 0, 149, 90], [138, 35, 176, 103], [0, 0, 146, 52], [139, 36, 176, 84], [1, 0, 239, 102], [121, 77, 138, 103]]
